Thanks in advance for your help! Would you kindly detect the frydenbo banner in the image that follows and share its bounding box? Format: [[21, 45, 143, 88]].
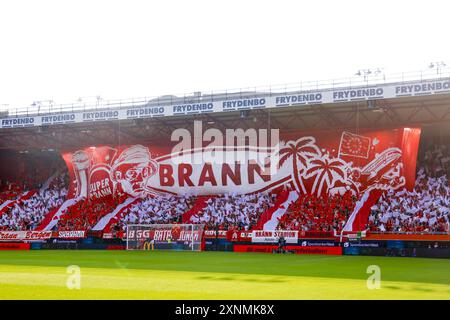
[[61, 127, 421, 200]]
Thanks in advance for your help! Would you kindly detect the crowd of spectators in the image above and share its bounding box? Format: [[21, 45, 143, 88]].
[[56, 195, 125, 231], [277, 192, 357, 233], [0, 181, 29, 205]]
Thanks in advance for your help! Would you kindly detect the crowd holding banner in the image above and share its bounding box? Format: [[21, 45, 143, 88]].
[[61, 128, 420, 199], [0, 231, 52, 241]]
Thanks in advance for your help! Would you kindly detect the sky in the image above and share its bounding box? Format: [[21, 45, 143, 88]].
[[0, 0, 449, 109]]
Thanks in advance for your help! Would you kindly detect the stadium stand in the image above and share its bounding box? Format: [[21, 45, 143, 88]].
[[0, 172, 68, 230], [0, 181, 28, 204]]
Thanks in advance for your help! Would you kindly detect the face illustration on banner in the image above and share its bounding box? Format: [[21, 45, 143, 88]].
[[110, 145, 158, 198]]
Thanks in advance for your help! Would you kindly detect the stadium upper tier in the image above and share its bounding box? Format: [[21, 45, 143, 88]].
[[0, 67, 449, 129]]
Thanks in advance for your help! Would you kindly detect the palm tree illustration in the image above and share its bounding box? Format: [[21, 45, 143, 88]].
[[305, 155, 347, 196], [277, 137, 321, 194]]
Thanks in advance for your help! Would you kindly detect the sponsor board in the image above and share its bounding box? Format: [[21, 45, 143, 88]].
[[365, 233, 450, 241], [204, 230, 228, 238], [300, 240, 337, 247], [2, 78, 449, 129], [57, 231, 86, 239], [345, 231, 367, 240], [234, 244, 342, 255], [0, 231, 52, 241], [51, 239, 77, 244], [0, 243, 30, 250], [251, 230, 298, 244]]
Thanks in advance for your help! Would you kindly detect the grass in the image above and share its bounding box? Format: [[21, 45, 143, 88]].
[[0, 250, 449, 299]]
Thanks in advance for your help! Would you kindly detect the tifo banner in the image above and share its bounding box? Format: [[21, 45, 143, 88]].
[[204, 230, 228, 239], [251, 230, 298, 244], [61, 127, 421, 199], [56, 231, 86, 239], [0, 231, 52, 241]]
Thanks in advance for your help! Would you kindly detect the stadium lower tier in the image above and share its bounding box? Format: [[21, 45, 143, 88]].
[[0, 142, 448, 235]]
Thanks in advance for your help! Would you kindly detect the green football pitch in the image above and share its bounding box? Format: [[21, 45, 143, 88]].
[[0, 250, 449, 299]]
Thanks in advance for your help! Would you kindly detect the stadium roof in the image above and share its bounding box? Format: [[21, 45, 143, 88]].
[[1, 66, 450, 150]]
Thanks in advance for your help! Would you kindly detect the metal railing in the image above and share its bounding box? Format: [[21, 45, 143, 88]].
[[1, 64, 449, 119]]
